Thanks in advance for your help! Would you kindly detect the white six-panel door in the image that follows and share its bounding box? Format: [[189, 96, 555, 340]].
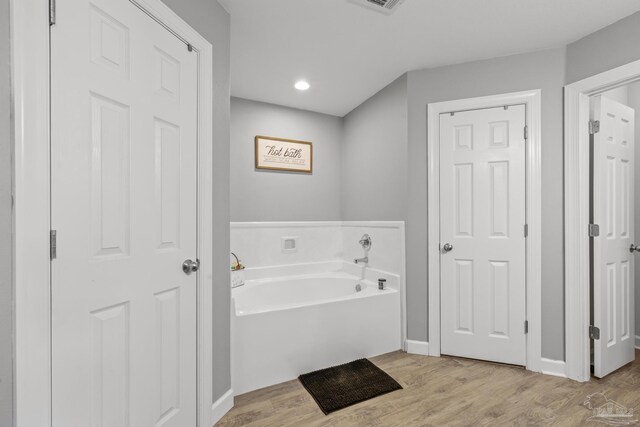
[[51, 0, 198, 425], [440, 105, 527, 366], [592, 95, 636, 378]]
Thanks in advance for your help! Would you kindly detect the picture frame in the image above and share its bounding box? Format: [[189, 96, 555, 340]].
[[254, 135, 313, 173]]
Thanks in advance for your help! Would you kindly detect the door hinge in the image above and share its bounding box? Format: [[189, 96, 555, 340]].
[[50, 230, 57, 260], [524, 320, 529, 334], [589, 120, 600, 135], [187, 43, 193, 52], [524, 224, 529, 238], [588, 224, 600, 237], [49, 0, 56, 26], [589, 325, 600, 340], [524, 125, 528, 140]]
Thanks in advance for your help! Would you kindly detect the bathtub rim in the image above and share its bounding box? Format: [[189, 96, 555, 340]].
[[232, 271, 399, 317]]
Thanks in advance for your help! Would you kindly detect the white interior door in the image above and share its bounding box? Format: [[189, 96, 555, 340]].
[[51, 0, 198, 425], [592, 95, 636, 378], [440, 105, 527, 366]]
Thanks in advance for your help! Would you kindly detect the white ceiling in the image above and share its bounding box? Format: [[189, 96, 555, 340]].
[[220, 0, 640, 117]]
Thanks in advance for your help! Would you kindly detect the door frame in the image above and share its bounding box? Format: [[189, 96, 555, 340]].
[[427, 90, 543, 373], [564, 59, 640, 383], [11, 0, 220, 426]]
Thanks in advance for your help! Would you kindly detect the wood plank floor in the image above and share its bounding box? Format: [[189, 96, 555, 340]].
[[216, 349, 640, 426]]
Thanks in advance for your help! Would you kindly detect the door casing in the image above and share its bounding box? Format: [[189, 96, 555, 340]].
[[565, 59, 640, 383], [10, 0, 221, 426], [427, 90, 543, 373]]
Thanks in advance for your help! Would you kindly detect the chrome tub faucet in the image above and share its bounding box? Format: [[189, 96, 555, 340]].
[[354, 234, 371, 264]]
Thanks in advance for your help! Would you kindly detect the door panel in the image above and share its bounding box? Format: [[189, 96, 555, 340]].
[[440, 105, 527, 366], [51, 0, 198, 425], [592, 95, 636, 378]]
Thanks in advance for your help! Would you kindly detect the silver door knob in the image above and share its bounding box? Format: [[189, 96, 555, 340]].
[[182, 259, 200, 275], [442, 243, 453, 253], [631, 244, 640, 253]]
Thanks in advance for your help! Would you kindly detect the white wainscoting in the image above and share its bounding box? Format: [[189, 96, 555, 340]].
[[230, 222, 342, 268], [230, 221, 405, 278]]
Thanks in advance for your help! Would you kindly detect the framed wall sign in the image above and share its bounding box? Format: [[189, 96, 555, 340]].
[[255, 135, 313, 173]]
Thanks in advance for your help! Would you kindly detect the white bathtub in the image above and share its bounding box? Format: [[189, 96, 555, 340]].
[[232, 271, 401, 395]]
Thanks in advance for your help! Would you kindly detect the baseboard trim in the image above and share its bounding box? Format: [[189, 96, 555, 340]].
[[405, 340, 429, 356], [211, 389, 234, 425], [540, 358, 567, 378], [635, 335, 640, 350]]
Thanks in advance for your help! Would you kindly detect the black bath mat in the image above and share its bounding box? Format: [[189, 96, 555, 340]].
[[298, 358, 402, 415]]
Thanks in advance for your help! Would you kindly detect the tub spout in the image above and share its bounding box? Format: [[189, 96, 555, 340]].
[[354, 257, 368, 265]]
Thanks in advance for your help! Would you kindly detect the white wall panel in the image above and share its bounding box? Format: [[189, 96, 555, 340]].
[[230, 221, 405, 276]]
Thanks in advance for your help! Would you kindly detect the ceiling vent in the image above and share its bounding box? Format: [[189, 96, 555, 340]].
[[348, 0, 406, 15]]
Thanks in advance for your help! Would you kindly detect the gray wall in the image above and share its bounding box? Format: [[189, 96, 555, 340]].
[[0, 0, 12, 424], [161, 0, 231, 402], [566, 12, 640, 84], [342, 75, 408, 221], [406, 48, 567, 360], [230, 97, 343, 222]]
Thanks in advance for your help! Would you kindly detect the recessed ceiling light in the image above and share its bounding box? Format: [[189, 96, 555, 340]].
[[295, 80, 310, 91]]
